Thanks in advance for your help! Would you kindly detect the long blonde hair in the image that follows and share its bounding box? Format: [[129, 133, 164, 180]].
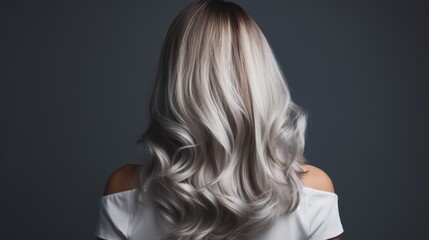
[[137, 0, 309, 239]]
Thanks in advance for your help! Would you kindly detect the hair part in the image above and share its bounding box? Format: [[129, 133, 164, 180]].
[[137, 0, 309, 239]]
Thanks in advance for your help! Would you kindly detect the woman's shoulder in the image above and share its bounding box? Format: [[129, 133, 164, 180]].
[[299, 164, 343, 240], [102, 164, 142, 196], [101, 163, 337, 196], [95, 164, 143, 240], [300, 164, 336, 194]]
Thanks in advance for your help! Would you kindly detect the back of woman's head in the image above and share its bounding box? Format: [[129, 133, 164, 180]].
[[138, 0, 309, 239]]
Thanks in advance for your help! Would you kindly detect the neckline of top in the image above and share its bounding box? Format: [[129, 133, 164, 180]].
[[100, 184, 338, 199], [301, 186, 338, 197]]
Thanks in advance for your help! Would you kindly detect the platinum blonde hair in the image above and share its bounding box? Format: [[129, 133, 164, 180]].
[[137, 0, 309, 239]]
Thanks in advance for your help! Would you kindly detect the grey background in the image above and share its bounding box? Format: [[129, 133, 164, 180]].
[[1, 0, 428, 239]]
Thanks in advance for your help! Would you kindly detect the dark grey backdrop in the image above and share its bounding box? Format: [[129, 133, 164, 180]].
[[1, 0, 428, 239]]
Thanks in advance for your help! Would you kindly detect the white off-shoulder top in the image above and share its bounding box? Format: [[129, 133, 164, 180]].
[[94, 174, 344, 240]]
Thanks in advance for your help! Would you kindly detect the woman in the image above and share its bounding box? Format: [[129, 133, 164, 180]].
[[95, 0, 344, 239]]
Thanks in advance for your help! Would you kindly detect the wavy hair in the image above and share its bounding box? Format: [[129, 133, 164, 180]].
[[137, 0, 309, 239]]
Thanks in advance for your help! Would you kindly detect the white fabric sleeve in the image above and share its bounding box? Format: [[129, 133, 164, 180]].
[[305, 189, 344, 240], [94, 192, 130, 240]]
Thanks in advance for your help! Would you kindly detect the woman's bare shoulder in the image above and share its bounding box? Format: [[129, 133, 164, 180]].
[[101, 163, 336, 195], [300, 164, 336, 193], [102, 164, 142, 196]]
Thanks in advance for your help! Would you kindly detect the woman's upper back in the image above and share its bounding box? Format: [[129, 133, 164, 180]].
[[95, 164, 343, 240]]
